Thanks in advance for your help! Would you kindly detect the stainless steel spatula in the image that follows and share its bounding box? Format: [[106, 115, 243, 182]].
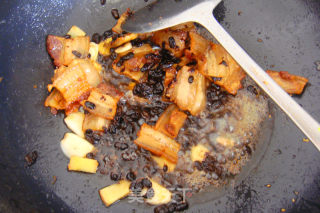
[[122, 0, 320, 150]]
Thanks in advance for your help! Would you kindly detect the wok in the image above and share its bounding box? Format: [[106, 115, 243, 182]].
[[0, 0, 319, 212]]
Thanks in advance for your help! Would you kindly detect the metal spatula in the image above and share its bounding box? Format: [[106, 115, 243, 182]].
[[122, 0, 320, 150]]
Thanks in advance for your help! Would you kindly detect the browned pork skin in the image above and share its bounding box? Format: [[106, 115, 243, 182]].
[[189, 32, 246, 95], [46, 35, 90, 67], [135, 124, 180, 163], [155, 104, 187, 138], [48, 65, 92, 105], [266, 70, 308, 95], [82, 83, 123, 120], [166, 66, 207, 116]]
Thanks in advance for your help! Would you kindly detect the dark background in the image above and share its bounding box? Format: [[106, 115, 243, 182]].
[[0, 0, 319, 212]]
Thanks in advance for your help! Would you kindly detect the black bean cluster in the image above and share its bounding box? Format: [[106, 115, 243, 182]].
[[25, 151, 38, 167], [140, 62, 156, 72], [194, 155, 223, 177], [133, 64, 166, 99], [114, 142, 129, 150], [159, 48, 180, 69], [130, 38, 144, 47], [84, 130, 102, 145], [130, 178, 152, 195], [154, 200, 189, 213], [206, 83, 228, 111], [121, 150, 138, 161]]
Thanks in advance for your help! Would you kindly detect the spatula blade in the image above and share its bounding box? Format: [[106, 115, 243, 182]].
[[122, 0, 221, 33]]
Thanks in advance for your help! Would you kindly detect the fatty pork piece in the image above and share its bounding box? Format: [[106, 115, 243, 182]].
[[189, 32, 246, 95], [155, 104, 187, 138], [45, 88, 66, 110], [47, 59, 101, 105], [166, 66, 207, 116], [134, 124, 180, 163], [112, 44, 160, 81], [152, 26, 189, 58], [46, 35, 90, 67], [266, 70, 308, 95], [82, 83, 123, 120]]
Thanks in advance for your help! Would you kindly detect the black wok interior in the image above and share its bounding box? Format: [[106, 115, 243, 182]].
[[0, 0, 320, 212]]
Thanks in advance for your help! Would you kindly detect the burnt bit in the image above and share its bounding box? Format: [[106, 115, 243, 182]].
[[100, 0, 106, 5], [85, 101, 96, 110], [168, 36, 176, 49], [111, 9, 120, 20], [72, 50, 82, 58], [220, 60, 228, 66], [25, 151, 38, 167], [188, 76, 194, 83], [64, 34, 71, 39]]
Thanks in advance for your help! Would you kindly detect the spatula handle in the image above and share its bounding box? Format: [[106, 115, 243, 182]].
[[195, 10, 320, 150]]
